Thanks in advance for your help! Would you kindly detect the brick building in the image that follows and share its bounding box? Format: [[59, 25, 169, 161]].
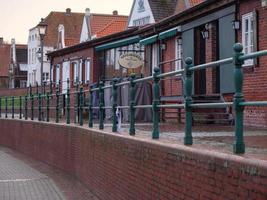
[[47, 0, 267, 127], [0, 38, 10, 88]]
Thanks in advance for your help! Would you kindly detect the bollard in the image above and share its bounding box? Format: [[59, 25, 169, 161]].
[[24, 95, 28, 120], [56, 84, 60, 123], [184, 57, 193, 145], [129, 74, 136, 135], [112, 78, 118, 132], [66, 79, 70, 124], [79, 87, 84, 126], [46, 93, 50, 122], [38, 93, 41, 121], [11, 96, 14, 119], [99, 81, 104, 130], [233, 43, 245, 154], [31, 93, 34, 120], [5, 97, 7, 118], [19, 96, 22, 119], [88, 86, 93, 128], [152, 67, 161, 139]]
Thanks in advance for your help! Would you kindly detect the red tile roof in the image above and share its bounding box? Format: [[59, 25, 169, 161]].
[[41, 10, 84, 48], [96, 19, 128, 38], [189, 0, 204, 6], [89, 14, 128, 37]]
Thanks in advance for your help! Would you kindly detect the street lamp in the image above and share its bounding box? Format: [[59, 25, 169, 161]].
[[37, 18, 47, 86]]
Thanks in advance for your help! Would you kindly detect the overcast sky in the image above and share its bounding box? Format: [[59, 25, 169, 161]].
[[0, 0, 133, 44]]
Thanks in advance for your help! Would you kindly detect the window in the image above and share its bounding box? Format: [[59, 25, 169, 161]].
[[133, 16, 150, 26], [242, 12, 256, 66], [43, 72, 49, 82], [115, 48, 121, 70], [73, 62, 79, 83], [29, 49, 31, 64], [79, 60, 82, 83], [56, 65, 60, 84], [175, 37, 183, 71], [85, 59, 91, 82], [151, 43, 158, 74]]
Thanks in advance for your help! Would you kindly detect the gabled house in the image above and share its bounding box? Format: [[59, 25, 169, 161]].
[[9, 39, 27, 88], [175, 0, 205, 13], [0, 38, 10, 88], [127, 0, 178, 27], [27, 8, 84, 86], [0, 37, 27, 89], [80, 9, 128, 42]]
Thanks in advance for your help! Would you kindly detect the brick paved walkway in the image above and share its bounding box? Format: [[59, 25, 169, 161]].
[[0, 147, 99, 200]]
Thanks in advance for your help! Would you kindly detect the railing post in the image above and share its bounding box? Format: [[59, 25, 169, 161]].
[[11, 96, 14, 119], [56, 84, 60, 123], [79, 86, 84, 126], [152, 67, 160, 139], [88, 86, 93, 128], [36, 82, 39, 94], [99, 81, 104, 130], [184, 57, 193, 145], [31, 92, 34, 120], [66, 79, 70, 124], [24, 95, 28, 120], [112, 78, 118, 132], [129, 74, 136, 135], [50, 80, 53, 94], [19, 96, 22, 119], [38, 92, 41, 121], [46, 92, 50, 122], [5, 97, 7, 118], [29, 84, 32, 97], [233, 43, 245, 154], [75, 78, 79, 124]]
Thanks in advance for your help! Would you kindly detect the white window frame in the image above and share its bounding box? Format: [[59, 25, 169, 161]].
[[242, 12, 255, 66], [73, 61, 79, 83], [85, 59, 91, 83], [175, 37, 183, 71], [56, 65, 60, 84], [79, 59, 83, 83]]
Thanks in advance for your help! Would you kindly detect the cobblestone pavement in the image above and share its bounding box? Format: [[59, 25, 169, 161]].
[[0, 147, 99, 200]]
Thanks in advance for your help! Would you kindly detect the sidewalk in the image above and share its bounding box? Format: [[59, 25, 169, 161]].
[[0, 147, 98, 200]]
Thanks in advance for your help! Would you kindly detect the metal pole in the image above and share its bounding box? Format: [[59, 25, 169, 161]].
[[46, 93, 50, 122], [152, 67, 160, 139], [38, 92, 41, 121], [112, 78, 118, 132], [88, 86, 93, 128], [75, 78, 79, 124], [31, 93, 34, 120], [19, 96, 22, 119], [24, 95, 28, 120], [66, 79, 70, 124], [79, 87, 84, 126], [11, 96, 14, 119], [99, 81, 104, 130], [184, 57, 193, 145], [0, 97, 1, 118], [129, 74, 136, 136], [56, 84, 59, 123], [5, 97, 7, 118], [233, 43, 245, 154], [40, 36, 44, 87]]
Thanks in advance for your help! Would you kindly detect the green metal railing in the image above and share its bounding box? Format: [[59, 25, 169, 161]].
[[1, 43, 267, 154]]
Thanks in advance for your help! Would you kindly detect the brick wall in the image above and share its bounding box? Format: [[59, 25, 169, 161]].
[[238, 0, 267, 127], [0, 119, 266, 200]]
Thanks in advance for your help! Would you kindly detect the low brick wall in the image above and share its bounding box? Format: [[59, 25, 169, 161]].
[[0, 119, 266, 200]]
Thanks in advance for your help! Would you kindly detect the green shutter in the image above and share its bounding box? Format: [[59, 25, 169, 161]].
[[95, 36, 140, 51], [219, 14, 235, 93], [182, 29, 194, 94], [139, 35, 158, 45]]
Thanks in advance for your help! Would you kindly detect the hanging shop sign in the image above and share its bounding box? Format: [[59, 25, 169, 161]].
[[118, 53, 143, 69]]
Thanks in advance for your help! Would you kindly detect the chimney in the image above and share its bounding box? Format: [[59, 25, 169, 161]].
[[66, 8, 71, 14], [0, 37, 3, 45], [85, 8, 90, 16], [113, 10, 118, 15]]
